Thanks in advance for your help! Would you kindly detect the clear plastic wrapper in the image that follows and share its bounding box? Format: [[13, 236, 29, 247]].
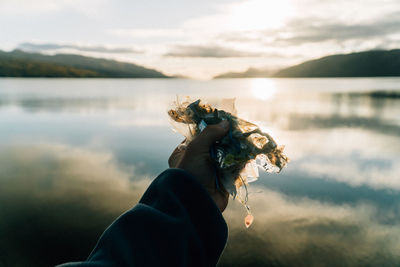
[[168, 98, 289, 227]]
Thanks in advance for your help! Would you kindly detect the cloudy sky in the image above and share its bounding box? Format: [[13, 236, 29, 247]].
[[1, 0, 400, 78]]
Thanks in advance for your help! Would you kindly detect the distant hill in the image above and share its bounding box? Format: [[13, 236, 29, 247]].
[[274, 50, 400, 77], [214, 67, 274, 78], [0, 50, 169, 78], [214, 50, 400, 78]]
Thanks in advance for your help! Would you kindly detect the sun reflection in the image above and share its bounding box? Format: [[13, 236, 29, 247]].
[[250, 78, 277, 100]]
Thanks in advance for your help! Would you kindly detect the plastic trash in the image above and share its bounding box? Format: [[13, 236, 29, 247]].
[[168, 98, 289, 227]]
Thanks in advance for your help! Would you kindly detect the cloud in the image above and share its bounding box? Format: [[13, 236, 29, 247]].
[[109, 28, 186, 40], [0, 0, 109, 17], [218, 10, 400, 49], [0, 0, 66, 14], [274, 13, 400, 45], [17, 42, 143, 54], [164, 44, 262, 58], [211, 5, 400, 64], [3, 0, 400, 78]]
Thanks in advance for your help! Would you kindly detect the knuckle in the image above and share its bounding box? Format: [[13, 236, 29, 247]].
[[185, 144, 196, 154], [168, 155, 174, 167]]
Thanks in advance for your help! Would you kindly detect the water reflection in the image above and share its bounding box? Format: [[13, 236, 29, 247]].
[[1, 144, 399, 266], [0, 144, 151, 267], [280, 113, 400, 136], [250, 79, 277, 100], [1, 78, 400, 266], [222, 191, 400, 266]]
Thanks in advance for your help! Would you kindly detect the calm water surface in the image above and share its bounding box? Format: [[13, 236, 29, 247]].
[[1, 78, 400, 266]]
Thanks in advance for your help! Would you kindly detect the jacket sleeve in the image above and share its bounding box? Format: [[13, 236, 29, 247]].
[[57, 168, 228, 267]]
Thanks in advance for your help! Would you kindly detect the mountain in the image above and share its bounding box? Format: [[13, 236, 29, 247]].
[[0, 50, 169, 78], [214, 50, 400, 78], [214, 67, 274, 78], [274, 50, 400, 77]]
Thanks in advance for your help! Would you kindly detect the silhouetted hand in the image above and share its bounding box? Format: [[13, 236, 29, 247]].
[[168, 120, 230, 212]]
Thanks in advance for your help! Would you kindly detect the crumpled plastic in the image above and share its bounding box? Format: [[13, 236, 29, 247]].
[[168, 98, 289, 227]]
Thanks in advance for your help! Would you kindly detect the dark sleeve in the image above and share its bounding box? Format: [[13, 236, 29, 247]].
[[57, 169, 228, 267]]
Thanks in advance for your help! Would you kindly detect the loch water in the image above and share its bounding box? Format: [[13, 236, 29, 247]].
[[1, 78, 400, 266]]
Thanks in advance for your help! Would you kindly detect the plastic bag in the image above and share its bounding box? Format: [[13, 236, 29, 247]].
[[168, 98, 288, 227]]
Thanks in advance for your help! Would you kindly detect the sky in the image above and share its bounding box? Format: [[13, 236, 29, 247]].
[[1, 0, 400, 79]]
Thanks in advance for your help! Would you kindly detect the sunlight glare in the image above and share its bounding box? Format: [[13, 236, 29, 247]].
[[228, 0, 293, 31], [250, 78, 277, 100]]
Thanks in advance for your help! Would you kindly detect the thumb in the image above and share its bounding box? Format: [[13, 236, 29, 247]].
[[191, 120, 230, 151]]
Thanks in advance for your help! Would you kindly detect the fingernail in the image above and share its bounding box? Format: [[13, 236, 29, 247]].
[[218, 120, 229, 130]]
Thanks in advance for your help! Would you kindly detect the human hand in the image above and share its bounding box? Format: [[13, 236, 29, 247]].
[[168, 120, 230, 212]]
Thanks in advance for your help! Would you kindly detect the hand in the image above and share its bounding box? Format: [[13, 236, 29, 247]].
[[168, 120, 230, 212]]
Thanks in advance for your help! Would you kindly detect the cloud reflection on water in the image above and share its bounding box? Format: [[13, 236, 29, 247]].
[[277, 128, 400, 190], [221, 188, 400, 266], [0, 144, 151, 267], [1, 78, 400, 266], [0, 144, 400, 266]]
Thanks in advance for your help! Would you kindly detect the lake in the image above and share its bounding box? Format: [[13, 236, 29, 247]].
[[1, 78, 400, 266]]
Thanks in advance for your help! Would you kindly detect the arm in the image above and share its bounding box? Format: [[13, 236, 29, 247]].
[[58, 121, 230, 267]]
